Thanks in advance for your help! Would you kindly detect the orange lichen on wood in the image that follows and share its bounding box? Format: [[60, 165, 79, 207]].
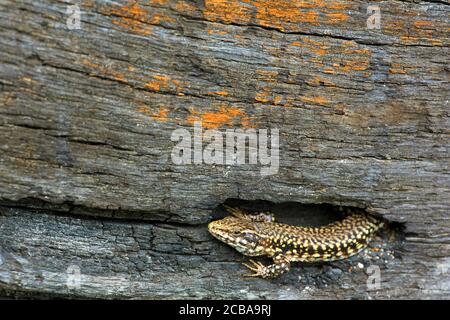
[[255, 91, 271, 103], [400, 35, 419, 44], [203, 0, 252, 24], [273, 95, 283, 105], [203, 0, 350, 28], [145, 75, 173, 91], [207, 91, 229, 96], [429, 39, 443, 46], [295, 0, 350, 10], [389, 68, 406, 74], [110, 2, 152, 35], [306, 75, 335, 87], [187, 106, 252, 129], [314, 41, 371, 75], [339, 59, 370, 72], [389, 63, 416, 74], [151, 107, 169, 121], [82, 0, 95, 9], [255, 69, 278, 82], [343, 48, 371, 56], [138, 105, 169, 122], [207, 29, 228, 35], [290, 38, 328, 56], [175, 1, 197, 13], [413, 20, 433, 28], [255, 89, 284, 106], [326, 12, 348, 23], [253, 2, 319, 29], [151, 0, 168, 4], [300, 95, 329, 105], [389, 62, 406, 74], [394, 18, 442, 45], [150, 13, 177, 24]]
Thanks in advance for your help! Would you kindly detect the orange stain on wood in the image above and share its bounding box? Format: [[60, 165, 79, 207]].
[[389, 68, 406, 74], [204, 0, 252, 24], [138, 106, 169, 122], [389, 63, 416, 74], [304, 7, 327, 24], [151, 13, 177, 24], [273, 95, 283, 105], [326, 12, 348, 23], [311, 47, 327, 56], [255, 88, 284, 106], [317, 0, 349, 10], [255, 69, 278, 82], [207, 29, 228, 35], [203, 0, 350, 29], [111, 2, 152, 35], [400, 35, 419, 43], [255, 91, 271, 103], [154, 75, 170, 82], [295, 0, 349, 10], [151, 107, 169, 121], [145, 81, 161, 91], [429, 39, 443, 46], [303, 38, 324, 47], [207, 91, 229, 96], [306, 75, 335, 87], [400, 34, 441, 46], [187, 106, 251, 129], [413, 20, 433, 28], [301, 96, 329, 105], [254, 4, 319, 29], [342, 59, 370, 72], [343, 48, 371, 56], [151, 0, 168, 4], [82, 0, 95, 8], [175, 1, 197, 13], [290, 38, 328, 56], [145, 75, 173, 91]]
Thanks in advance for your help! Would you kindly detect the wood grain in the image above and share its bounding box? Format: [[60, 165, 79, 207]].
[[0, 0, 449, 299]]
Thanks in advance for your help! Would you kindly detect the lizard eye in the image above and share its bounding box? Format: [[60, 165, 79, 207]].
[[242, 231, 258, 243]]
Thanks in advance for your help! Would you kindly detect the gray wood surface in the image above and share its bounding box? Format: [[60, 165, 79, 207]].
[[0, 0, 449, 299]]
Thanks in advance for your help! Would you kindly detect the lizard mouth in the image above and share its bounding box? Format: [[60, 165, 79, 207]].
[[208, 221, 232, 242], [208, 221, 247, 250]]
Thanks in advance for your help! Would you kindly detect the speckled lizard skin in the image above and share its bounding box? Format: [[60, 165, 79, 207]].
[[208, 206, 384, 278]]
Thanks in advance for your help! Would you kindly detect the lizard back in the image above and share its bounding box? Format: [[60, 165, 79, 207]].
[[254, 213, 384, 262]]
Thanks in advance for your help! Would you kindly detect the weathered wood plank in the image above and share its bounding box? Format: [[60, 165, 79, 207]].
[[0, 205, 432, 299]]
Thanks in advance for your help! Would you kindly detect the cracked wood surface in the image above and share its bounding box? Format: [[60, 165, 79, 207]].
[[0, 0, 449, 298]]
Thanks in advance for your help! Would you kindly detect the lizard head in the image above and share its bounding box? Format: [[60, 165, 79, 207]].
[[208, 216, 266, 256]]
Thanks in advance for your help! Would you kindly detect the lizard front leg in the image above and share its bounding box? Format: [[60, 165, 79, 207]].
[[242, 255, 290, 278]]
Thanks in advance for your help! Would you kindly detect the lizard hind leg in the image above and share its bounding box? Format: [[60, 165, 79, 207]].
[[242, 256, 290, 279]]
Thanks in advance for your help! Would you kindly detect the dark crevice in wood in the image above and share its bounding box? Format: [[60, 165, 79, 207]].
[[217, 198, 404, 235], [0, 199, 173, 224]]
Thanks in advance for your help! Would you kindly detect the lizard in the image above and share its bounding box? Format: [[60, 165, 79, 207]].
[[208, 205, 384, 278]]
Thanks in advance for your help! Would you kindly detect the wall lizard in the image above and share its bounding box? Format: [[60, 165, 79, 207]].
[[208, 206, 384, 278]]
